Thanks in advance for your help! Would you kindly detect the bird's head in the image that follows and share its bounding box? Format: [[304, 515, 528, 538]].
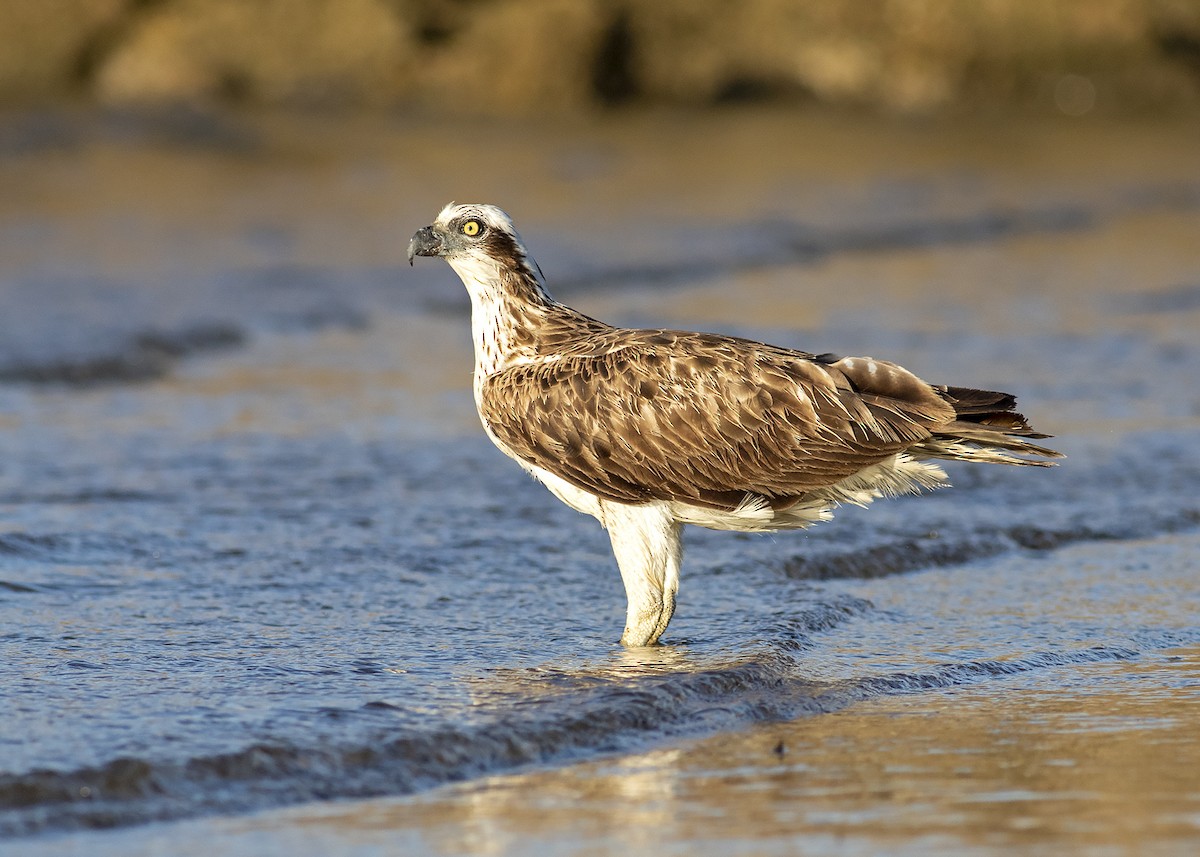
[[409, 202, 553, 309], [407, 202, 545, 285]]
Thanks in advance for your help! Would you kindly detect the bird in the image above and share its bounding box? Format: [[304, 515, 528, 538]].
[[407, 203, 1061, 647]]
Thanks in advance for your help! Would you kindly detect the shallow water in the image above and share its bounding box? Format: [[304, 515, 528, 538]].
[[1, 108, 1199, 851], [190, 637, 1199, 857]]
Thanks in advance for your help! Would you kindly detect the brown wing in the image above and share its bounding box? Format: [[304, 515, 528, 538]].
[[479, 330, 956, 510]]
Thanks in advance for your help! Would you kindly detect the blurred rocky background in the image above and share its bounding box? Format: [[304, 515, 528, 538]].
[[3, 0, 1200, 115]]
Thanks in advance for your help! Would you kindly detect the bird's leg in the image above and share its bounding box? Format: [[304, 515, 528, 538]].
[[602, 501, 683, 647]]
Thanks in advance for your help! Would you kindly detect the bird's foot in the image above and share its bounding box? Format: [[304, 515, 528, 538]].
[[619, 595, 675, 647]]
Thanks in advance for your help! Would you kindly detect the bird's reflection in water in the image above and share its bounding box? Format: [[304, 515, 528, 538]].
[[459, 642, 728, 709]]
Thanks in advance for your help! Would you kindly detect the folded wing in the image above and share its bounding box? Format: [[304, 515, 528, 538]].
[[479, 330, 978, 511]]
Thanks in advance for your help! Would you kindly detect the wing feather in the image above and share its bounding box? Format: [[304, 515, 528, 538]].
[[479, 330, 956, 510]]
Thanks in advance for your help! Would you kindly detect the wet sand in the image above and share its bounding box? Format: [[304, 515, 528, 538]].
[[83, 640, 1198, 857], [18, 528, 1200, 856], [2, 108, 1200, 852]]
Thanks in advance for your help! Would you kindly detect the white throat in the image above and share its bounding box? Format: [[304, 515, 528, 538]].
[[446, 254, 505, 375], [446, 251, 552, 407]]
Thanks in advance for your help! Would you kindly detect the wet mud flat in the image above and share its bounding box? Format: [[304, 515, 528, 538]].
[[27, 550, 1198, 857], [2, 108, 1199, 853]]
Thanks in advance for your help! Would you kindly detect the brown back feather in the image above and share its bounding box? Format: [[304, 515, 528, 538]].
[[480, 325, 964, 510]]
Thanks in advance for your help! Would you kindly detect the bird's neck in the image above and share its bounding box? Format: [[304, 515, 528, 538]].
[[448, 254, 563, 380]]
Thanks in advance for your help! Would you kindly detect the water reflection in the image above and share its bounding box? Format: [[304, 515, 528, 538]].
[[269, 645, 1200, 856]]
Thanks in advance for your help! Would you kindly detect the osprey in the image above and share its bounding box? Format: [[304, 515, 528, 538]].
[[408, 203, 1060, 647]]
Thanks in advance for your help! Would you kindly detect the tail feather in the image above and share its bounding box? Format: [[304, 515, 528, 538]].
[[941, 386, 1016, 415], [919, 386, 1063, 466]]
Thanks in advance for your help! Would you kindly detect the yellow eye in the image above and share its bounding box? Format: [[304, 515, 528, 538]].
[[461, 219, 482, 237]]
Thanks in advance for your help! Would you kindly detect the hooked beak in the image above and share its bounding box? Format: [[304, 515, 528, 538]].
[[407, 225, 443, 266]]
